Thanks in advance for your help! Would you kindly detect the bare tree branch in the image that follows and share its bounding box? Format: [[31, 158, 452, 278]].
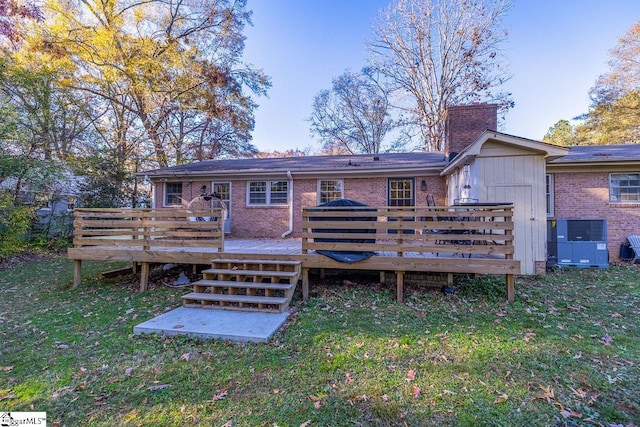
[[368, 0, 513, 151]]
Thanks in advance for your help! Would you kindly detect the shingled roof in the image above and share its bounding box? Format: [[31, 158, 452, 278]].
[[142, 152, 448, 179], [548, 144, 640, 164], [141, 142, 640, 180]]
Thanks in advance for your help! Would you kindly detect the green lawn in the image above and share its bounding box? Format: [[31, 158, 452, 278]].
[[1, 257, 639, 426]]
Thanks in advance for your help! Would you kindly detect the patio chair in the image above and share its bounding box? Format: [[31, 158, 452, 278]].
[[421, 194, 452, 255], [627, 235, 640, 263]]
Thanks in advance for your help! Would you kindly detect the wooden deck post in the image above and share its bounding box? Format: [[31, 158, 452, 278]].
[[302, 267, 310, 301], [504, 206, 515, 303], [139, 262, 150, 292], [396, 270, 404, 303], [219, 218, 225, 251], [506, 274, 515, 303], [73, 260, 82, 288]]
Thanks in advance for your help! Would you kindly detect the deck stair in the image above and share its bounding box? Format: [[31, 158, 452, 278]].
[[182, 258, 301, 313]]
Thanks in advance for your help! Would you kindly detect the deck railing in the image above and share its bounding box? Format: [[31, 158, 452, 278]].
[[302, 205, 514, 258], [73, 208, 224, 250]]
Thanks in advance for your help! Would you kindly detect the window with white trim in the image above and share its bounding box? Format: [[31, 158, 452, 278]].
[[164, 182, 183, 206], [610, 173, 640, 203], [247, 180, 289, 205], [318, 179, 343, 204], [546, 174, 554, 216]]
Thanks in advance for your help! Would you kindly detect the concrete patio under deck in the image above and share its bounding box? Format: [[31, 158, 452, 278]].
[[134, 307, 290, 343]]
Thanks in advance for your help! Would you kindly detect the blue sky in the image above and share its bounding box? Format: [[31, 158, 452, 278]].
[[242, 0, 640, 153]]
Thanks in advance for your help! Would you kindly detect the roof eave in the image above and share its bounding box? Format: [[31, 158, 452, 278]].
[[139, 164, 448, 180], [547, 159, 640, 171], [441, 131, 570, 176]]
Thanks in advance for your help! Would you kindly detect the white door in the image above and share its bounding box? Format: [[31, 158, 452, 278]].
[[486, 185, 535, 274], [212, 182, 231, 234]]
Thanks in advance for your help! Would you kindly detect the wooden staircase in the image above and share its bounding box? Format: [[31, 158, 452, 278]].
[[182, 258, 301, 313]]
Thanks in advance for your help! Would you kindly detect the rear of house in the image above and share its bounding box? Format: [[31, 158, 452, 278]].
[[146, 153, 449, 239], [142, 103, 640, 274]]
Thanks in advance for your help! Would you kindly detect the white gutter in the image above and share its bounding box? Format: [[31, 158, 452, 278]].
[[139, 164, 447, 181], [281, 170, 294, 238]]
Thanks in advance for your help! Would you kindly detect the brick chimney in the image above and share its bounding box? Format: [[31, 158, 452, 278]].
[[445, 104, 498, 156]]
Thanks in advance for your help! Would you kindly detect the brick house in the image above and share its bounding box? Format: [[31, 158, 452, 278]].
[[142, 104, 640, 275]]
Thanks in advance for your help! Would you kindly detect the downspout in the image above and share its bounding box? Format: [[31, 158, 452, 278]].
[[281, 170, 294, 238]]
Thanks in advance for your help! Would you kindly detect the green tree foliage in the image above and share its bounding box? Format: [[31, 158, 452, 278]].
[[543, 119, 578, 146], [42, 0, 270, 167], [309, 69, 405, 154], [0, 56, 92, 161], [368, 0, 513, 151], [73, 154, 133, 208], [577, 21, 640, 145], [0, 0, 269, 211]]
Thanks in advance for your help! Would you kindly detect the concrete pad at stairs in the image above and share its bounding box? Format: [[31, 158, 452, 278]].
[[133, 307, 290, 343]]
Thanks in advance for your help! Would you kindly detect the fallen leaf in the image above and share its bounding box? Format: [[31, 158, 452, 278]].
[[125, 308, 135, 314], [148, 384, 171, 391], [570, 387, 587, 399], [345, 373, 354, 383], [212, 388, 228, 401], [2, 366, 13, 372], [56, 344, 69, 349], [300, 421, 312, 427], [494, 393, 508, 404], [535, 385, 554, 403], [221, 421, 233, 427], [0, 394, 16, 401], [314, 400, 322, 409], [180, 353, 190, 362], [173, 324, 184, 329], [381, 394, 389, 401], [443, 389, 457, 396], [560, 408, 582, 419], [125, 368, 133, 375], [406, 369, 416, 381], [412, 386, 421, 399], [601, 334, 613, 345]]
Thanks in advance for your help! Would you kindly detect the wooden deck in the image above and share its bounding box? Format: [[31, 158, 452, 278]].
[[68, 205, 521, 302]]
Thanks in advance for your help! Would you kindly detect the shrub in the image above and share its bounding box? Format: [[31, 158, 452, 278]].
[[0, 193, 35, 260]]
